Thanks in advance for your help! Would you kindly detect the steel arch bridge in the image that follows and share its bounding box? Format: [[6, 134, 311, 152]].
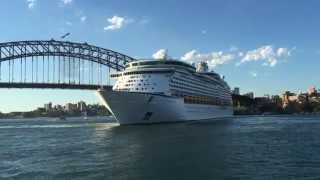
[[0, 40, 136, 90]]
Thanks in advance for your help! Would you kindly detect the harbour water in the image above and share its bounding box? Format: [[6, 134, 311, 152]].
[[1, 116, 320, 179]]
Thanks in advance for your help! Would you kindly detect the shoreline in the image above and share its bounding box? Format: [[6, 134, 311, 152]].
[[0, 115, 115, 121], [2, 113, 320, 122]]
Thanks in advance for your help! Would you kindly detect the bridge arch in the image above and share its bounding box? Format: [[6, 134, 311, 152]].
[[0, 40, 135, 71], [0, 40, 136, 89]]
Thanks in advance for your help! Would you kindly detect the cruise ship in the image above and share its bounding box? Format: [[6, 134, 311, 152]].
[[97, 58, 233, 125]]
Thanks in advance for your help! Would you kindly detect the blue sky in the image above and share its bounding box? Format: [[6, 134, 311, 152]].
[[0, 0, 320, 112]]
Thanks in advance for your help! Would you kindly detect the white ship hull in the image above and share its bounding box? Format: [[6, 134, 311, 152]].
[[97, 90, 233, 125]]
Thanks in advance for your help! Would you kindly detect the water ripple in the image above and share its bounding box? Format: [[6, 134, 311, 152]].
[[1, 116, 320, 179]]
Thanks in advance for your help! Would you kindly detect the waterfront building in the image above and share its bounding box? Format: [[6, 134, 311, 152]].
[[282, 91, 297, 107], [44, 102, 52, 112], [77, 101, 87, 112], [244, 92, 254, 99], [255, 97, 270, 104], [54, 105, 64, 112], [271, 95, 282, 106], [233, 87, 240, 95], [308, 86, 317, 96], [65, 103, 78, 112]]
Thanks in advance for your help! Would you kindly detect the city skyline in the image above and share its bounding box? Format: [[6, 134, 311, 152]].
[[1, 0, 320, 112]]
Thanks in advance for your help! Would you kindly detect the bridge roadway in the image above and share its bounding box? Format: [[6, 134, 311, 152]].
[[0, 82, 112, 90]]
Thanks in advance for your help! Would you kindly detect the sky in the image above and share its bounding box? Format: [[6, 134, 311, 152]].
[[0, 0, 320, 112]]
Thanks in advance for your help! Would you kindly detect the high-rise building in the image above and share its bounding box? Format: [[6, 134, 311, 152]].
[[233, 87, 240, 95], [308, 86, 317, 96], [65, 103, 77, 112], [282, 91, 297, 107], [244, 92, 254, 99], [77, 101, 87, 112], [54, 104, 64, 111], [271, 95, 282, 106], [44, 102, 52, 112]]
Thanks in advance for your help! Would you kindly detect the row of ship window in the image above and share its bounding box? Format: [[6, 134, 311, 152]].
[[183, 96, 232, 106], [114, 71, 227, 90], [127, 79, 153, 83], [124, 83, 155, 88], [173, 75, 224, 91], [125, 83, 157, 86], [170, 80, 220, 96], [123, 71, 172, 75], [116, 87, 154, 91], [118, 79, 157, 87], [171, 85, 230, 99], [170, 88, 231, 102], [114, 87, 231, 105], [170, 83, 220, 98], [172, 76, 220, 90], [174, 74, 225, 90], [174, 76, 230, 95], [129, 61, 195, 70], [115, 71, 228, 93], [111, 73, 154, 78], [170, 81, 230, 98], [176, 71, 226, 88], [129, 75, 152, 78]]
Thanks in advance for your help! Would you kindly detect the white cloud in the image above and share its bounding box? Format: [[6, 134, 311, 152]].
[[229, 46, 238, 52], [104, 16, 128, 31], [249, 71, 258, 78], [277, 47, 291, 57], [66, 21, 72, 26], [139, 18, 150, 24], [103, 16, 150, 30], [181, 50, 236, 68], [80, 16, 87, 23], [152, 49, 168, 60], [181, 50, 197, 61], [201, 30, 207, 35], [61, 0, 73, 5], [27, 0, 37, 9], [180, 45, 293, 69], [239, 45, 292, 67]]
